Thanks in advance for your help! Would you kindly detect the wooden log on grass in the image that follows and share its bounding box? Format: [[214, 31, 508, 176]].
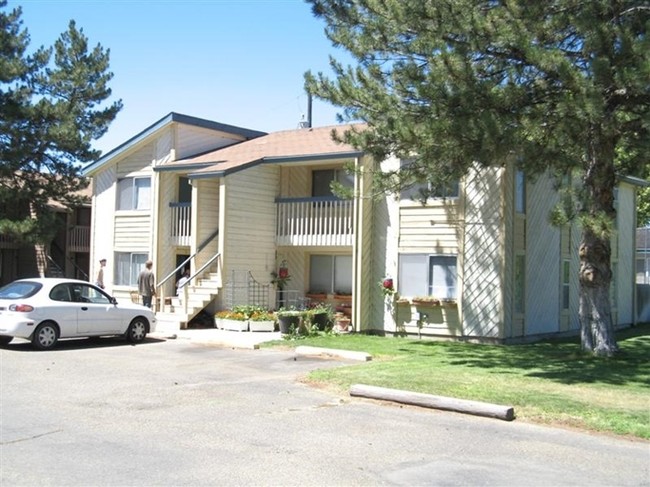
[[350, 384, 515, 421]]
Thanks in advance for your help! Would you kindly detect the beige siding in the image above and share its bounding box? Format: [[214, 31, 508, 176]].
[[221, 165, 279, 302], [154, 130, 174, 165], [194, 178, 220, 273], [355, 155, 381, 332], [376, 156, 465, 337], [616, 182, 636, 325], [156, 171, 180, 297], [462, 165, 504, 338], [526, 173, 561, 335], [116, 144, 154, 177], [502, 164, 516, 337], [175, 125, 244, 160], [114, 215, 151, 251], [282, 166, 310, 198], [398, 204, 460, 252], [91, 167, 116, 290]]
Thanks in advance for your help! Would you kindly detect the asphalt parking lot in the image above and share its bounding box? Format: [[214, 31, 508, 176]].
[[1, 336, 648, 486]]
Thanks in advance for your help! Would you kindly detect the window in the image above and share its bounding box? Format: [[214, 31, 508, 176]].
[[515, 170, 525, 214], [309, 255, 352, 294], [115, 253, 148, 286], [312, 169, 354, 198], [178, 177, 192, 203], [561, 260, 570, 310], [117, 177, 151, 210], [514, 254, 525, 314], [400, 160, 459, 200], [398, 254, 457, 299]]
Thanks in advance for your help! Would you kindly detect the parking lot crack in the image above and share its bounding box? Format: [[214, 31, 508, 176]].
[[1, 428, 63, 445]]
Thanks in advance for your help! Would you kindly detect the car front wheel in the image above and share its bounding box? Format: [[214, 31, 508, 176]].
[[32, 322, 59, 350], [126, 318, 148, 344]]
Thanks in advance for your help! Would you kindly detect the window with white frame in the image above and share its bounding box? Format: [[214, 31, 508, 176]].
[[312, 169, 354, 198], [309, 254, 352, 294], [561, 259, 570, 310], [515, 170, 526, 214], [117, 177, 151, 210], [514, 254, 525, 314], [115, 252, 148, 286], [400, 159, 459, 201], [398, 254, 457, 299]]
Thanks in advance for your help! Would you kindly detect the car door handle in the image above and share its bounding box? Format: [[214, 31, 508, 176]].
[[81, 307, 88, 311]]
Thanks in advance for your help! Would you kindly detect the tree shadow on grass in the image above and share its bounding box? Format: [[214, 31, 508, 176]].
[[403, 324, 650, 387]]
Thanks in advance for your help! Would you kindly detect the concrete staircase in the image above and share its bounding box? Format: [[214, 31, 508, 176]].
[[155, 271, 221, 333]]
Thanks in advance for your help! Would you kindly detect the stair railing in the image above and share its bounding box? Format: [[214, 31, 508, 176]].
[[179, 252, 222, 313], [156, 228, 220, 312]]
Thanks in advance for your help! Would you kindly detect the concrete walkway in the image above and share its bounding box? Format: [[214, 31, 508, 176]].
[[149, 327, 282, 349]]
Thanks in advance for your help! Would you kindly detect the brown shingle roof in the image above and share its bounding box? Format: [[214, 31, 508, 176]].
[[175, 124, 365, 176]]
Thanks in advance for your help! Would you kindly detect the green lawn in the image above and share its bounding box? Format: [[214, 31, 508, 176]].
[[264, 324, 650, 439]]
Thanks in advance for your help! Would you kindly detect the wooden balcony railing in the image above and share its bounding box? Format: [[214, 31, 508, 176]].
[[68, 225, 90, 252], [170, 202, 191, 246], [275, 197, 353, 246]]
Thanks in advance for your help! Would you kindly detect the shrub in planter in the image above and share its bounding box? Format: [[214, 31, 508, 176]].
[[277, 309, 302, 334], [306, 304, 333, 331]]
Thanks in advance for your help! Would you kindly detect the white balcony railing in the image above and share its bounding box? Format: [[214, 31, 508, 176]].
[[170, 202, 191, 246], [68, 225, 90, 252], [276, 197, 353, 246]]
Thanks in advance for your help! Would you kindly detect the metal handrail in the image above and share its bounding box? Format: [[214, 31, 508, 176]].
[[178, 253, 222, 313], [157, 228, 220, 289], [156, 228, 220, 311]]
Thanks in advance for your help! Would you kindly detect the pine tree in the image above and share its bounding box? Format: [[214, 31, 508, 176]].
[[0, 0, 122, 244], [305, 0, 649, 356]]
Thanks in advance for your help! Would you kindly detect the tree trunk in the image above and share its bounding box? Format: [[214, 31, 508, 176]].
[[578, 228, 617, 356], [579, 125, 618, 357]]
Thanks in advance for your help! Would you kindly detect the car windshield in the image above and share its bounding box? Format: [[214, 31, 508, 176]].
[[0, 281, 42, 299]]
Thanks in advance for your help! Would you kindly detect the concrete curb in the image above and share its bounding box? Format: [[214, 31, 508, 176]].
[[149, 332, 261, 350], [295, 345, 372, 362], [350, 384, 515, 421]]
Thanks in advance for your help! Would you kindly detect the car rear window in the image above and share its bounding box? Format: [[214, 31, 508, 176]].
[[0, 281, 43, 299]]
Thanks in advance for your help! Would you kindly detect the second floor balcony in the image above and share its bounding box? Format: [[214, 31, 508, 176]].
[[170, 202, 192, 247], [275, 197, 353, 247], [68, 225, 90, 252]]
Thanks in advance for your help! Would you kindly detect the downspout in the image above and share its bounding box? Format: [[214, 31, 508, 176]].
[[151, 168, 161, 308], [632, 185, 638, 326], [352, 156, 362, 332]]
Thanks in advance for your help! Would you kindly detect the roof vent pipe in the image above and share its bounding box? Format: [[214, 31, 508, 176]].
[[306, 91, 312, 128], [298, 92, 313, 129]]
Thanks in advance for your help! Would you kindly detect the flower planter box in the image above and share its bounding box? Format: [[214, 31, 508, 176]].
[[306, 293, 328, 301], [412, 299, 441, 307], [249, 320, 275, 332], [334, 294, 352, 302], [220, 318, 249, 332]]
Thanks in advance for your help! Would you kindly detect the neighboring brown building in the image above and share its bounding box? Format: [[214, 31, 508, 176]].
[[0, 181, 91, 286]]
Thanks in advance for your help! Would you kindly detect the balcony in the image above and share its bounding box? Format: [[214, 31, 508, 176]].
[[276, 197, 353, 246], [68, 225, 90, 252], [170, 202, 191, 246]]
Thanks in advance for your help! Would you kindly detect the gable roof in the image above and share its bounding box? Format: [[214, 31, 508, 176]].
[[82, 112, 267, 176], [163, 124, 365, 178]]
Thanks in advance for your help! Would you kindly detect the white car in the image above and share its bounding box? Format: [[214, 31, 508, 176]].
[[0, 278, 156, 350]]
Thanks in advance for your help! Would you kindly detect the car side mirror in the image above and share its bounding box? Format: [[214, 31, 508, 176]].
[[110, 297, 118, 305]]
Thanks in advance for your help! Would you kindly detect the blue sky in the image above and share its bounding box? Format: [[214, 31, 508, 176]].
[[15, 0, 350, 154]]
